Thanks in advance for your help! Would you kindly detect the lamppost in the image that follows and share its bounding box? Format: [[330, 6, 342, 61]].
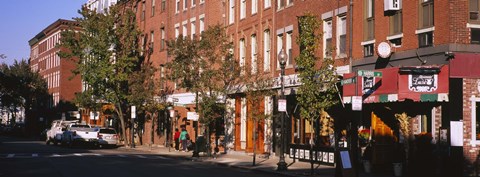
[[277, 48, 288, 171], [167, 105, 174, 152]]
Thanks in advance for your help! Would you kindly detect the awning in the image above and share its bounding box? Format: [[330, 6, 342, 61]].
[[342, 65, 449, 104], [450, 53, 480, 78]]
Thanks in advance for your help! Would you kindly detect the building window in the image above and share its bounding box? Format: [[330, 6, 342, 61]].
[[277, 0, 285, 10], [364, 0, 374, 40], [323, 20, 332, 58], [229, 0, 235, 24], [175, 23, 180, 38], [240, 39, 246, 74], [161, 0, 166, 12], [470, 0, 480, 23], [151, 0, 155, 17], [182, 21, 187, 38], [200, 0, 205, 4], [265, 0, 271, 9], [419, 0, 434, 29], [240, 0, 246, 19], [390, 38, 402, 46], [199, 15, 205, 35], [192, 0, 196, 7], [363, 43, 374, 57], [161, 27, 165, 50], [184, 0, 188, 10], [263, 30, 271, 72], [472, 28, 480, 44], [141, 2, 145, 21], [337, 16, 347, 57], [150, 31, 154, 53], [470, 97, 480, 144], [176, 0, 180, 13], [390, 10, 402, 35], [251, 34, 257, 74], [418, 31, 433, 47], [286, 31, 292, 66], [252, 0, 258, 14], [191, 19, 196, 39], [276, 33, 283, 68]]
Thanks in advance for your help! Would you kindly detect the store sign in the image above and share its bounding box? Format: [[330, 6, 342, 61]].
[[187, 112, 199, 121], [408, 74, 438, 92], [352, 96, 362, 111], [362, 77, 375, 94], [278, 99, 287, 112]]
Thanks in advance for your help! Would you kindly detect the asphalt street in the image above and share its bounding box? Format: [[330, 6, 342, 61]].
[[0, 136, 279, 177]]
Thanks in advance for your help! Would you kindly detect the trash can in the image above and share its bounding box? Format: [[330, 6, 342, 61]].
[[195, 135, 206, 153]]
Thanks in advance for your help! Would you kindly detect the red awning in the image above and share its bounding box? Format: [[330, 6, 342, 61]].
[[450, 53, 480, 78], [342, 65, 449, 103]]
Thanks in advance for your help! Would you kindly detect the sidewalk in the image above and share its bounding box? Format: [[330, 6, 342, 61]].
[[119, 145, 396, 177]]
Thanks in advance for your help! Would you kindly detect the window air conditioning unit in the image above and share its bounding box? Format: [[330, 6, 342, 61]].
[[471, 11, 479, 20], [384, 0, 401, 11]]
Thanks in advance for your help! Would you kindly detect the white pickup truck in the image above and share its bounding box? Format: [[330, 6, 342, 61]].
[[61, 124, 99, 147], [46, 120, 78, 145]]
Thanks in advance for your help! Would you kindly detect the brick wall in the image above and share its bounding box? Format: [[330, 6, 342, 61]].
[[463, 78, 480, 164]]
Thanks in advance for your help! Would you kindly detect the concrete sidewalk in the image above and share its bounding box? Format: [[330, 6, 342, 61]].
[[119, 145, 396, 177]]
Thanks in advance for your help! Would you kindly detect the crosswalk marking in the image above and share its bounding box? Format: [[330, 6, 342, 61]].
[[136, 155, 147, 158], [32, 154, 38, 157], [7, 154, 14, 158], [73, 153, 83, 156], [1, 153, 171, 160], [52, 154, 61, 157]]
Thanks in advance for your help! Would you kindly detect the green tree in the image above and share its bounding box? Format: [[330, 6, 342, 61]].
[[296, 13, 339, 174], [58, 4, 141, 146], [167, 25, 240, 156]]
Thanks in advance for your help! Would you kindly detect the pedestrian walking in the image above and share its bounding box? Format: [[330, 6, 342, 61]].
[[179, 128, 189, 152], [174, 128, 180, 151]]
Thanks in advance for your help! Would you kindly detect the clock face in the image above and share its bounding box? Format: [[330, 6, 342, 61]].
[[377, 42, 392, 58]]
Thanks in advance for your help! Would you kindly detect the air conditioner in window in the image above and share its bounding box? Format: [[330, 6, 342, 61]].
[[384, 0, 401, 11], [471, 11, 479, 20]]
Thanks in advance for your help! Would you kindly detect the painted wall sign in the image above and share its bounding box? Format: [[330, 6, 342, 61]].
[[408, 74, 438, 92]]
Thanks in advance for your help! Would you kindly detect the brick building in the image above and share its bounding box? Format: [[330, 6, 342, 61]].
[[28, 19, 83, 125]]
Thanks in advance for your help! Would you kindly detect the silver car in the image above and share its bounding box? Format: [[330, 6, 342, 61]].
[[97, 128, 118, 148]]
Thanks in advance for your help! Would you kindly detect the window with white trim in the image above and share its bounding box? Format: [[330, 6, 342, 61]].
[[276, 33, 283, 68], [323, 20, 332, 58], [199, 15, 205, 34], [252, 0, 258, 15], [229, 0, 235, 24], [182, 21, 187, 38], [337, 15, 347, 57], [184, 0, 188, 10], [175, 24, 180, 39], [251, 34, 257, 74], [191, 19, 196, 39], [176, 0, 180, 13], [240, 0, 246, 19], [277, 0, 285, 10], [240, 38, 246, 74], [263, 30, 271, 72], [419, 0, 434, 29], [161, 27, 165, 50], [264, 0, 271, 9], [151, 0, 155, 17], [286, 31, 292, 66], [471, 96, 480, 144], [192, 0, 196, 7]]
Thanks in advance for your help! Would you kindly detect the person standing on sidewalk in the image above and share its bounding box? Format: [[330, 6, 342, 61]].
[[174, 128, 180, 151], [179, 128, 189, 152]]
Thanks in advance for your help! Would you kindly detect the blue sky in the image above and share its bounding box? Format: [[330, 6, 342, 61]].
[[0, 0, 86, 65]]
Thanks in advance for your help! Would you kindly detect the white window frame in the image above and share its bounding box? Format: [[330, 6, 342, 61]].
[[252, 0, 258, 15], [190, 17, 196, 39], [175, 23, 180, 39], [176, 0, 180, 13], [263, 30, 271, 72], [251, 34, 257, 74], [240, 0, 246, 19], [471, 96, 480, 145], [182, 21, 188, 38], [337, 15, 347, 58], [239, 38, 246, 74], [199, 14, 205, 34], [229, 0, 235, 24], [323, 19, 333, 58], [184, 0, 188, 10], [241, 97, 247, 143], [191, 0, 196, 8], [264, 0, 271, 9], [276, 33, 283, 69], [286, 30, 292, 66]]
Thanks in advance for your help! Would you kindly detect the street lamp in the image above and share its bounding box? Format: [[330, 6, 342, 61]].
[[167, 106, 174, 152], [277, 48, 288, 171]]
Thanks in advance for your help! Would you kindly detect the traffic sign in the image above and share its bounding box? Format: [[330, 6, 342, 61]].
[[341, 77, 356, 85], [357, 70, 382, 78], [278, 99, 286, 112]]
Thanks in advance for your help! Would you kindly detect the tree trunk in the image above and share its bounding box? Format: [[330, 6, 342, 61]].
[[150, 112, 156, 147], [115, 104, 128, 147], [310, 119, 314, 175]]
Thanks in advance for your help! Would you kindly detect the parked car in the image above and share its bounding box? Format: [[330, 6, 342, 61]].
[[46, 120, 78, 145], [61, 124, 99, 147], [97, 128, 118, 148]]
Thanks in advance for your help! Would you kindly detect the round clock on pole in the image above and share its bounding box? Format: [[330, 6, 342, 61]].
[[377, 41, 392, 58]]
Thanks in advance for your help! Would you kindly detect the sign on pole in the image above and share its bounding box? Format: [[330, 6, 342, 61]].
[[351, 96, 362, 111], [357, 70, 382, 78], [341, 77, 356, 86], [278, 99, 287, 112], [131, 106, 136, 119], [187, 112, 199, 121]]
